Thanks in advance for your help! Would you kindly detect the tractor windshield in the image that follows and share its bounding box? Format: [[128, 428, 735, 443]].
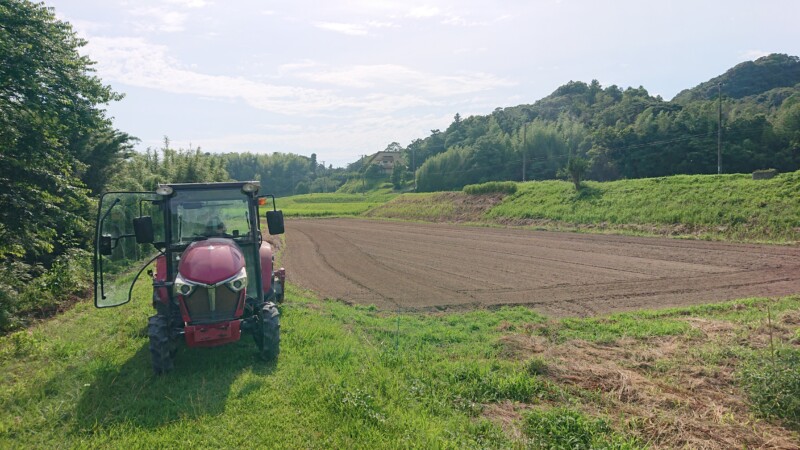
[[170, 188, 253, 244]]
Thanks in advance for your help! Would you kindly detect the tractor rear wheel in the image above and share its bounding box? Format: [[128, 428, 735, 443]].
[[254, 303, 280, 361], [274, 279, 284, 304], [148, 314, 175, 375]]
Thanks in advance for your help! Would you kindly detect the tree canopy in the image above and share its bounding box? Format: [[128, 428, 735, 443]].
[[0, 0, 133, 261], [407, 55, 800, 192]]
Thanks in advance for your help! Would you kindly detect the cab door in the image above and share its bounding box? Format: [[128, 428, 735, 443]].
[[94, 192, 164, 307]]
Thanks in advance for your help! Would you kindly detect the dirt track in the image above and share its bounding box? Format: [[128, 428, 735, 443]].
[[283, 218, 800, 317]]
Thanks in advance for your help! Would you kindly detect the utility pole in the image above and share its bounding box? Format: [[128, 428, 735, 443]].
[[361, 154, 367, 193], [321, 161, 326, 193], [717, 83, 722, 174], [412, 147, 416, 192], [522, 125, 527, 182]]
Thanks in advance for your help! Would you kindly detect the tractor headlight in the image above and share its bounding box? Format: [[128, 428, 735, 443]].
[[225, 267, 248, 293], [241, 182, 259, 194], [174, 273, 197, 297]]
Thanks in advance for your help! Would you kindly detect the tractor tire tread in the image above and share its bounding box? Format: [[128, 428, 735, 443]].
[[255, 303, 280, 361], [148, 314, 175, 375]]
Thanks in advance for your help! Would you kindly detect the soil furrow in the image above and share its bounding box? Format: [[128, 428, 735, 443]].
[[284, 218, 800, 316]]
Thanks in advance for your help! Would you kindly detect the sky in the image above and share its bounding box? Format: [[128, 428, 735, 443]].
[[50, 0, 800, 167]]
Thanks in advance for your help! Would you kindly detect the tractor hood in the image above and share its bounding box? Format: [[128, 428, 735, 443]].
[[178, 238, 245, 285]]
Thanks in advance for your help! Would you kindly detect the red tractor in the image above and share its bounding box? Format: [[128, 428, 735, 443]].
[[93, 181, 286, 374]]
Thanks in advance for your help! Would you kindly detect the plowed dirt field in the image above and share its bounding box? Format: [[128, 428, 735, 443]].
[[284, 218, 800, 316]]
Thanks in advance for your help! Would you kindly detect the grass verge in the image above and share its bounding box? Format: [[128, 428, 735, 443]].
[[342, 171, 800, 243], [1, 274, 799, 447], [279, 190, 397, 217], [488, 172, 800, 242]]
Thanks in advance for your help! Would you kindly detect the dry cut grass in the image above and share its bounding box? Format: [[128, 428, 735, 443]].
[[495, 311, 800, 449]]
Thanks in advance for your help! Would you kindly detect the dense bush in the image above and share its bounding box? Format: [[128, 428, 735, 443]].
[[0, 249, 91, 331], [463, 181, 518, 195]]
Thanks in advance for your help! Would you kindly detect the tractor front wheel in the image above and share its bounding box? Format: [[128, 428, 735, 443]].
[[148, 314, 175, 375], [254, 303, 280, 361]]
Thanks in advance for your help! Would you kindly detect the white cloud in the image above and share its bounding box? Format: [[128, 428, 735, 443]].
[[453, 46, 487, 55], [128, 7, 187, 33], [740, 49, 769, 60], [84, 37, 438, 115], [58, 16, 108, 35], [282, 63, 516, 96], [314, 20, 398, 36], [167, 113, 455, 165], [165, 0, 210, 8], [408, 6, 441, 18], [314, 22, 369, 36], [278, 60, 320, 73], [365, 20, 398, 28]]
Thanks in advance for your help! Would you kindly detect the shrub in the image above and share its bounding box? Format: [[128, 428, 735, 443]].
[[463, 181, 517, 195], [0, 249, 91, 332]]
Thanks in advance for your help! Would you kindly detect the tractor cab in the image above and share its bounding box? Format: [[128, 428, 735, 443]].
[[94, 181, 285, 374]]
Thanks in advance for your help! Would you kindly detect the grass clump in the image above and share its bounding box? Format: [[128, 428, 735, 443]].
[[523, 408, 641, 449], [525, 357, 549, 376], [463, 181, 517, 195], [738, 347, 800, 427], [445, 360, 550, 404]]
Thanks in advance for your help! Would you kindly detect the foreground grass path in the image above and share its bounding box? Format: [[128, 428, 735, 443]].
[[1, 273, 799, 448], [0, 278, 543, 448]]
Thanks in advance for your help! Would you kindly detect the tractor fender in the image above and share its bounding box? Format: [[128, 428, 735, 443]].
[[153, 255, 169, 305], [259, 241, 273, 293]]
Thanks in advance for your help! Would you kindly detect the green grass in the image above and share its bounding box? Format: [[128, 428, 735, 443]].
[[364, 192, 459, 221], [463, 181, 518, 195], [488, 172, 800, 242], [0, 277, 558, 448], [3, 270, 799, 447], [279, 190, 397, 217], [328, 171, 800, 243], [739, 347, 800, 425], [522, 408, 641, 449]]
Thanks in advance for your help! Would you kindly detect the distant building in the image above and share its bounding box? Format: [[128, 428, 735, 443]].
[[366, 151, 403, 175]]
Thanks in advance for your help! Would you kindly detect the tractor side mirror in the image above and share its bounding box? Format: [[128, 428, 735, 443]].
[[266, 210, 284, 235], [133, 216, 154, 243], [99, 235, 113, 255]]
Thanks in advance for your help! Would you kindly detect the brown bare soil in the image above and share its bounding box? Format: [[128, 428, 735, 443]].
[[284, 218, 800, 316]]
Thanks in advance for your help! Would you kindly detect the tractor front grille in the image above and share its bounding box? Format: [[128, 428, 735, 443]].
[[183, 285, 240, 323]]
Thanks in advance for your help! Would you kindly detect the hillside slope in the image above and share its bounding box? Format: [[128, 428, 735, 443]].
[[366, 172, 800, 243], [673, 53, 800, 102]]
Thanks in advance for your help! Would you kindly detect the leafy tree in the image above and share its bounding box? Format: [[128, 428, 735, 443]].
[[364, 163, 383, 181], [223, 152, 315, 196], [0, 0, 130, 261], [294, 181, 310, 195], [391, 162, 406, 189], [560, 157, 589, 190], [384, 142, 403, 152]]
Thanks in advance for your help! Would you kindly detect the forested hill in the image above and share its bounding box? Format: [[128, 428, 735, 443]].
[[405, 53, 800, 191], [673, 53, 800, 102]]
